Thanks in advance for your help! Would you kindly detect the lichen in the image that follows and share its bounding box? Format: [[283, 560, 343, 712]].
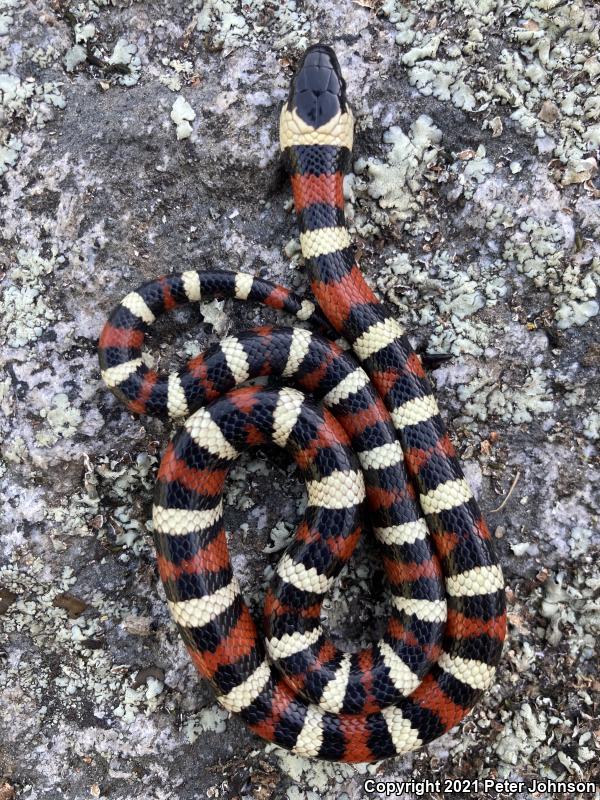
[[64, 44, 86, 72], [356, 115, 442, 224], [170, 95, 196, 140], [503, 220, 599, 331], [456, 365, 554, 424], [271, 747, 371, 800], [108, 38, 141, 87], [0, 133, 21, 175], [0, 250, 61, 348], [382, 0, 600, 168], [36, 393, 83, 445], [184, 706, 229, 742], [196, 0, 309, 53]]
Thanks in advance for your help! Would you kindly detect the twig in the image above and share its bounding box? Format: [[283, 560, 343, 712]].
[[489, 470, 521, 513], [53, 0, 131, 76], [85, 44, 131, 76]]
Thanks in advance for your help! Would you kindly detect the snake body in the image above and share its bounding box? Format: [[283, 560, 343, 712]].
[[99, 45, 506, 762]]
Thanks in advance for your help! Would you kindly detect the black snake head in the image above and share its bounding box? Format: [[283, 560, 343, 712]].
[[280, 44, 354, 151], [287, 44, 348, 128]]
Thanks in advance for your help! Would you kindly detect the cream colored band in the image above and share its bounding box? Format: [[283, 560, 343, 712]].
[[279, 106, 354, 150]]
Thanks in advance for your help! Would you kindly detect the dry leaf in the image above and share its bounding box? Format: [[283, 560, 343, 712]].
[[52, 592, 88, 618], [489, 116, 503, 137], [0, 783, 15, 800], [562, 157, 597, 186], [538, 100, 559, 123]]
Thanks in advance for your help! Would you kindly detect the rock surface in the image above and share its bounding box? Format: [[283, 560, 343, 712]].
[[1, 1, 599, 799]]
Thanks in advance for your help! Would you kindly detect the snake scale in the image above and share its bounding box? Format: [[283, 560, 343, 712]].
[[99, 45, 506, 762]]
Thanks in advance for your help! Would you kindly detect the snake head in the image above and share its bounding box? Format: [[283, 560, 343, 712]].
[[288, 44, 348, 128], [280, 44, 354, 151]]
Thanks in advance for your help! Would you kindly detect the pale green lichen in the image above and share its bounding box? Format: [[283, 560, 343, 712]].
[[0, 561, 163, 724], [196, 0, 250, 51], [382, 0, 600, 169], [0, 133, 21, 175], [561, 157, 598, 186], [356, 115, 442, 224], [555, 298, 599, 330], [0, 249, 62, 348], [495, 702, 552, 769], [65, 44, 86, 72], [582, 412, 599, 441], [1, 434, 26, 464], [170, 95, 196, 140], [456, 366, 554, 424], [504, 222, 599, 330], [158, 58, 195, 92], [108, 38, 141, 87], [184, 706, 229, 742], [37, 393, 83, 446], [458, 145, 495, 197], [0, 376, 14, 418], [407, 58, 461, 103], [91, 453, 157, 554], [377, 248, 507, 356], [401, 34, 443, 68], [0, 18, 66, 178], [0, 443, 190, 735], [0, 71, 66, 127], [195, 0, 309, 53], [493, 566, 599, 781], [159, 72, 183, 92], [74, 22, 96, 43], [113, 678, 165, 724], [270, 746, 373, 800], [0, 10, 13, 37]]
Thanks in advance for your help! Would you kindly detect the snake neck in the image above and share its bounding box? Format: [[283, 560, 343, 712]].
[[284, 142, 382, 340], [286, 144, 350, 231]]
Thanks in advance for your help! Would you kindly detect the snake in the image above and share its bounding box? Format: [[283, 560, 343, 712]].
[[98, 44, 506, 762]]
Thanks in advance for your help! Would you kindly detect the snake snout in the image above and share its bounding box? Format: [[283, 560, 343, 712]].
[[288, 43, 347, 129]]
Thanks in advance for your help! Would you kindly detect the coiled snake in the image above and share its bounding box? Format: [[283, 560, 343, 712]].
[[99, 45, 506, 762]]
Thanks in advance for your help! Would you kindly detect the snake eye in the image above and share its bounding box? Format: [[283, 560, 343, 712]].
[[288, 43, 347, 128]]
